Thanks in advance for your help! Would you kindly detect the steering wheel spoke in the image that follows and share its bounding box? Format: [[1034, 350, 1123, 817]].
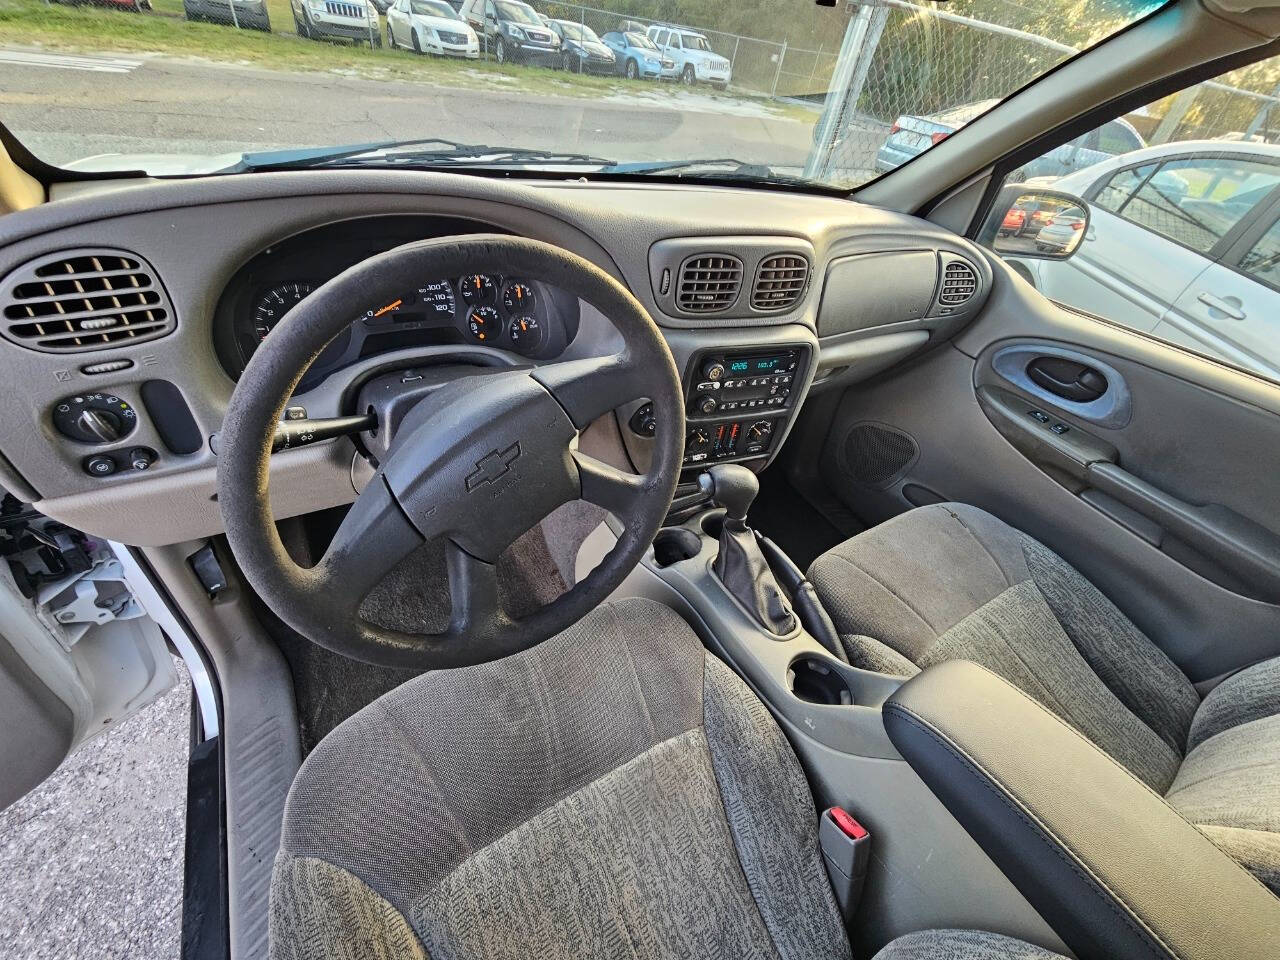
[[317, 477, 425, 611], [533, 353, 651, 429], [445, 539, 505, 638], [574, 450, 648, 520]]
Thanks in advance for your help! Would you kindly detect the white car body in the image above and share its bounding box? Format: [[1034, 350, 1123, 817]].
[[386, 0, 479, 57], [1017, 139, 1280, 381], [646, 25, 731, 86]]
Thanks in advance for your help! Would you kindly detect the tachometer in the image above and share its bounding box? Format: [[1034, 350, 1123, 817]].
[[253, 282, 316, 342], [418, 279, 457, 320], [459, 273, 496, 305], [467, 305, 500, 342]]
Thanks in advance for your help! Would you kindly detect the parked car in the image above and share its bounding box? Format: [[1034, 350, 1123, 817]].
[[646, 24, 731, 88], [1033, 213, 1087, 252], [182, 0, 271, 30], [459, 0, 560, 66], [386, 0, 478, 57], [547, 20, 616, 74], [1014, 140, 1280, 380], [601, 30, 673, 80], [292, 0, 382, 45], [998, 196, 1059, 237], [876, 100, 1144, 177]]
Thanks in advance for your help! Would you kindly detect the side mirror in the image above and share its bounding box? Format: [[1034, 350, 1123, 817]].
[[983, 186, 1090, 261]]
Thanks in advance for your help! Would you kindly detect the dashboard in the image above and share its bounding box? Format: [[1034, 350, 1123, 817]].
[[0, 170, 992, 546], [212, 217, 581, 389]]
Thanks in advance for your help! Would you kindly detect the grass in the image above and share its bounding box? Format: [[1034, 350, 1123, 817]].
[[0, 0, 814, 111]]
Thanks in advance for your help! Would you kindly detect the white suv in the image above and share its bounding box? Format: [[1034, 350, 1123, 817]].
[[646, 25, 731, 88]]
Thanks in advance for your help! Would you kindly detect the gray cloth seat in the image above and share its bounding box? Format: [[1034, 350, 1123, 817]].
[[808, 502, 1280, 894], [269, 596, 1065, 960]]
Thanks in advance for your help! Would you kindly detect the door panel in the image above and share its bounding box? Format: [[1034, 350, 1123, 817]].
[[815, 254, 1280, 682], [1163, 261, 1280, 382]]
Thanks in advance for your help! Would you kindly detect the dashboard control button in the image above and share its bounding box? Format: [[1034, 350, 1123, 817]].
[[1050, 423, 1070, 435], [129, 448, 156, 471], [84, 455, 117, 477], [695, 394, 718, 416], [702, 360, 725, 381], [628, 403, 657, 438], [1028, 409, 1050, 423]]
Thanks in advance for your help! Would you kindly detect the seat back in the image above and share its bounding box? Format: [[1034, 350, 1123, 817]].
[[270, 597, 853, 960]]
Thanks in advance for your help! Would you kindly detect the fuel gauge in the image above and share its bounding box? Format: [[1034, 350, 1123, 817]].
[[467, 305, 500, 342]]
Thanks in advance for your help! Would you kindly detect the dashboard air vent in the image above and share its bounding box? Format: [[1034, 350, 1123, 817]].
[[939, 259, 978, 305], [1, 250, 174, 353], [751, 254, 809, 311], [677, 254, 742, 313]]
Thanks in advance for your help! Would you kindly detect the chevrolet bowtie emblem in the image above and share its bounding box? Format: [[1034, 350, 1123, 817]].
[[465, 442, 522, 492]]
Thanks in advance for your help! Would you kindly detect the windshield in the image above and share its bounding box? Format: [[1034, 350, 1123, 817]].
[[3, 0, 1165, 190], [556, 21, 598, 43], [494, 1, 540, 26], [413, 0, 458, 18]]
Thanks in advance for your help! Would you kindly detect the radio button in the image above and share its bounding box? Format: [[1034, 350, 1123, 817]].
[[695, 394, 719, 415], [702, 360, 726, 381]]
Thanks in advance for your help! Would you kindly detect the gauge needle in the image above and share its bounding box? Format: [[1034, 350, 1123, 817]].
[[372, 298, 403, 318]]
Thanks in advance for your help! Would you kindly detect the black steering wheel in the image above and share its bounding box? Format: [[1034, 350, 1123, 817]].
[[217, 235, 684, 669]]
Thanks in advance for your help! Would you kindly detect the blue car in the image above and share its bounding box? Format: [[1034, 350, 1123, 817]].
[[601, 30, 673, 80]]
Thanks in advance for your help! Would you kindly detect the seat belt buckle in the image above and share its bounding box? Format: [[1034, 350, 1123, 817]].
[[819, 806, 871, 923]]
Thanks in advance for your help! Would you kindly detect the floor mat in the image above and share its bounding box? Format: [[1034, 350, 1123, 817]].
[[748, 467, 851, 571]]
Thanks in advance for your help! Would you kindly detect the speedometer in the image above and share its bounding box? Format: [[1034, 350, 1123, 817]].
[[253, 282, 315, 342], [418, 279, 457, 320]]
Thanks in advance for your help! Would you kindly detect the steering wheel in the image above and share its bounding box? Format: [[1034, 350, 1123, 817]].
[[217, 235, 684, 669]]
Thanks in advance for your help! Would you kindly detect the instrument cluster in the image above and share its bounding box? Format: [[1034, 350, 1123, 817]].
[[213, 217, 581, 390]]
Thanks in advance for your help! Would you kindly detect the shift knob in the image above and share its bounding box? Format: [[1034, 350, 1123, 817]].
[[697, 464, 758, 523]]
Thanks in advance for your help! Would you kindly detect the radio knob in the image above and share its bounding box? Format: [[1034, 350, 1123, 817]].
[[695, 394, 718, 415], [702, 360, 726, 381]]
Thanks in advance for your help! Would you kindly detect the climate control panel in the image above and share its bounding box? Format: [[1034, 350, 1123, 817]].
[[677, 344, 808, 468]]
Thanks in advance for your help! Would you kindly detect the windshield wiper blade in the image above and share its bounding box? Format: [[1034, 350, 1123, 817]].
[[231, 139, 612, 172], [606, 157, 816, 186]]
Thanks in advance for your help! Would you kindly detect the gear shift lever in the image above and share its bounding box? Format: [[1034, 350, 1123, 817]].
[[698, 465, 796, 634]]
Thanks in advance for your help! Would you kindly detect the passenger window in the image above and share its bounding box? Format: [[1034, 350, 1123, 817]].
[[986, 57, 1280, 385], [1239, 218, 1280, 291], [1121, 157, 1280, 254]]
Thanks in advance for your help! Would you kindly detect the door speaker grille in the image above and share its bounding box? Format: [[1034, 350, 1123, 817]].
[[1, 249, 174, 353], [839, 422, 919, 488], [676, 254, 742, 313]]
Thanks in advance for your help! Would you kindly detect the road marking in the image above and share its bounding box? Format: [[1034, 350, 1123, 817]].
[[0, 50, 142, 73]]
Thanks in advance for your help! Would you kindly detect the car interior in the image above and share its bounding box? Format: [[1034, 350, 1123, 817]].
[[2, 1, 1280, 959]]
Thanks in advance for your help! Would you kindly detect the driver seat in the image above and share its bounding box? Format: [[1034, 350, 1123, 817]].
[[269, 597, 1064, 960]]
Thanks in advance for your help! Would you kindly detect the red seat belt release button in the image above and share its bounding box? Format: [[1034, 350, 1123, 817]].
[[819, 807, 871, 922]]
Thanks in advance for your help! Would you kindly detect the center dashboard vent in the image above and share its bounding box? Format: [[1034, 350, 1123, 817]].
[[938, 259, 979, 305], [676, 254, 743, 313], [1, 249, 175, 353], [751, 254, 809, 311]]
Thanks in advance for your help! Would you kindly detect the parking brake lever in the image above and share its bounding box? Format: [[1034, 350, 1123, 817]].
[[754, 532, 849, 664]]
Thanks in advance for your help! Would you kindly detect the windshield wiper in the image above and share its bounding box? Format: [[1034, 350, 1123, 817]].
[[229, 138, 613, 172], [605, 157, 817, 186]]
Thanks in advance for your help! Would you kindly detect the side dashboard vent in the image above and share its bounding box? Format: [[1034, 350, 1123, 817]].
[[676, 254, 742, 313], [939, 259, 979, 305], [751, 254, 809, 311], [1, 250, 175, 353]]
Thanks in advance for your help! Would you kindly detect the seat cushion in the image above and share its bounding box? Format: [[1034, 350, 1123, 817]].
[[1188, 656, 1280, 752], [271, 597, 852, 960], [1167, 712, 1280, 893], [808, 503, 1198, 791], [871, 929, 1068, 959]]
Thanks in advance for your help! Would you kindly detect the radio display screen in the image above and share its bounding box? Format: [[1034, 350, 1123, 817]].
[[727, 355, 788, 375]]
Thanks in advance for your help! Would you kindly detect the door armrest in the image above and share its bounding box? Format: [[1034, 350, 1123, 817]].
[[883, 660, 1280, 960]]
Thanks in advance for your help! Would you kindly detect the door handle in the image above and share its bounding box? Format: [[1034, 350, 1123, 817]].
[[1196, 292, 1246, 320], [1026, 356, 1108, 403]]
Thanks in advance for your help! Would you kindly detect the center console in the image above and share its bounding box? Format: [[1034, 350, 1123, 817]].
[[681, 345, 810, 467]]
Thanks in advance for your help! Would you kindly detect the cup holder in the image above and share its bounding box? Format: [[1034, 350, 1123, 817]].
[[700, 512, 724, 540], [788, 656, 853, 706], [652, 527, 703, 568]]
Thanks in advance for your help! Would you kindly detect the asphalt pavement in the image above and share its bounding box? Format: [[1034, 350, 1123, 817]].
[[0, 49, 817, 171], [0, 661, 191, 960]]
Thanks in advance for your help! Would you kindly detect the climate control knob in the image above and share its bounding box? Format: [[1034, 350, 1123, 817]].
[[694, 394, 718, 415]]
